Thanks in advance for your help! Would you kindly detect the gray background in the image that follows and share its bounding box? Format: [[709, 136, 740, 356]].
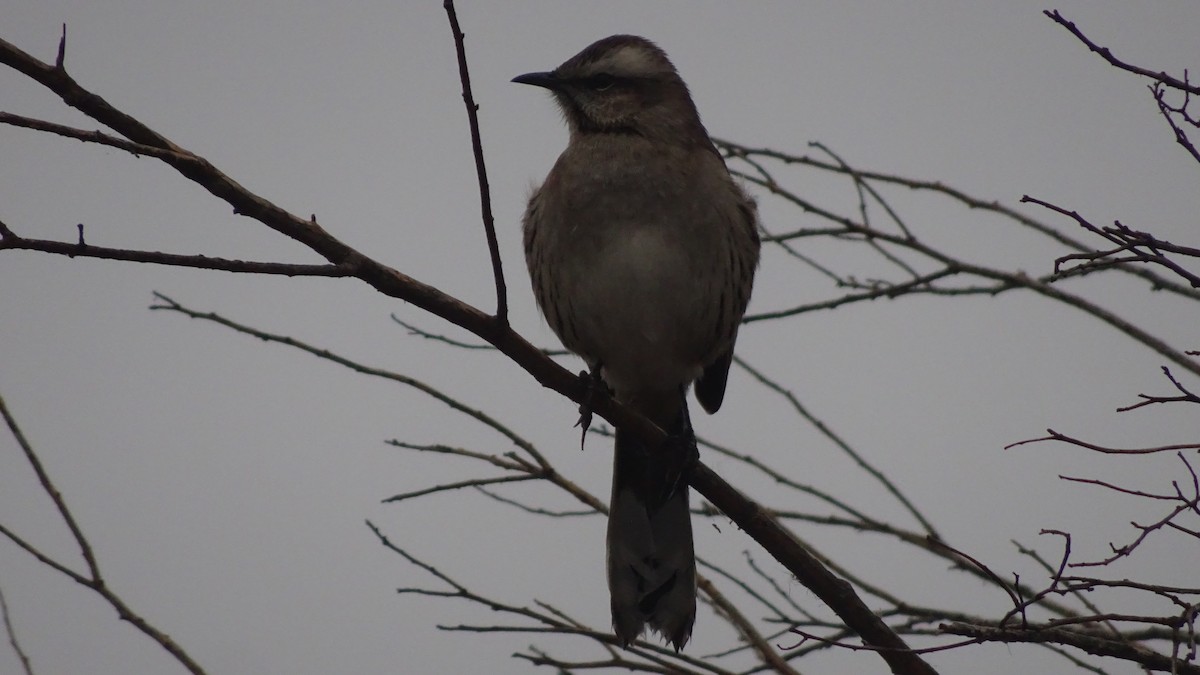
[[2, 2, 1197, 673]]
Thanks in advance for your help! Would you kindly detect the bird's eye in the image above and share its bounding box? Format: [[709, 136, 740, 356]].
[[588, 73, 616, 91]]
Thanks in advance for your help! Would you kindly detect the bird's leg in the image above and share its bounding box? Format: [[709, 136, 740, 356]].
[[658, 393, 699, 501], [574, 362, 608, 451]]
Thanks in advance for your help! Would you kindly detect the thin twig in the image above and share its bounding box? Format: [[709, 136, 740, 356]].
[[734, 356, 939, 537], [381, 474, 539, 504], [0, 396, 99, 579], [0, 582, 33, 675], [442, 0, 507, 322], [1044, 10, 1200, 95], [0, 395, 206, 674], [0, 224, 350, 276], [150, 292, 553, 469], [942, 621, 1200, 675]]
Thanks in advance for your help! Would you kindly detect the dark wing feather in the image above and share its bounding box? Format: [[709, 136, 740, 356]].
[[694, 348, 733, 414]]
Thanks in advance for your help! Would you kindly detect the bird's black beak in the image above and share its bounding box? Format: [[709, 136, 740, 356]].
[[512, 71, 559, 90]]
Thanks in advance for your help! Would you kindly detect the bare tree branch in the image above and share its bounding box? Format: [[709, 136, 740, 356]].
[[367, 520, 739, 675], [0, 220, 350, 275], [2, 8, 1196, 674], [1044, 10, 1200, 95], [1023, 195, 1200, 289], [3, 27, 945, 669], [152, 293, 794, 670], [442, 0, 507, 322], [0, 582, 33, 675], [942, 621, 1200, 675], [0, 394, 207, 674]]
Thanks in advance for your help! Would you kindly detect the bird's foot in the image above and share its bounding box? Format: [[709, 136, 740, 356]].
[[660, 428, 700, 501], [574, 365, 608, 451]]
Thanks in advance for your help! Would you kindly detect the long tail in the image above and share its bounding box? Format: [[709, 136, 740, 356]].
[[606, 403, 696, 650]]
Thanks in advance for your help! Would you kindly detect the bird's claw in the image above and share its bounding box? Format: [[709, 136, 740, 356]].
[[574, 366, 607, 451], [659, 428, 700, 502]]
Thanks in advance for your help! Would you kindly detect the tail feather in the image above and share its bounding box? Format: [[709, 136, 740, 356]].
[[606, 405, 697, 650]]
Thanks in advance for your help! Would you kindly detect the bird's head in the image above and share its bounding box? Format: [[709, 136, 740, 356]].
[[513, 35, 706, 145]]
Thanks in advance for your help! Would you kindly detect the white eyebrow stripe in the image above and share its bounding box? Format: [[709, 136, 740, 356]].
[[598, 44, 669, 77]]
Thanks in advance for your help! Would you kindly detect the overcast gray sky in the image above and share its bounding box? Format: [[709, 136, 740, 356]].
[[2, 2, 1197, 674]]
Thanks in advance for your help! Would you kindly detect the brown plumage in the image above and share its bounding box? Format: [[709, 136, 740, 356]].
[[515, 35, 760, 650]]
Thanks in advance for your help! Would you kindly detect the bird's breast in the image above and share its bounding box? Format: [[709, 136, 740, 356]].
[[563, 217, 721, 394], [527, 139, 738, 395]]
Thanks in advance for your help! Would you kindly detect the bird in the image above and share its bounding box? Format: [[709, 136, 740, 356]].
[[514, 35, 760, 651]]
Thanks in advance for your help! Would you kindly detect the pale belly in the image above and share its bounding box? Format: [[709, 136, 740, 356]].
[[563, 227, 716, 395]]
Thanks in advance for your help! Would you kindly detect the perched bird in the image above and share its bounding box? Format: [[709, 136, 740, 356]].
[[515, 35, 760, 650]]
